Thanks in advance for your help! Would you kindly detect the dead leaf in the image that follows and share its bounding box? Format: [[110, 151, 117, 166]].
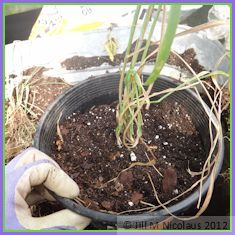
[[84, 198, 99, 210], [60, 125, 69, 136], [109, 151, 120, 161], [55, 139, 63, 151], [119, 170, 134, 186], [101, 201, 114, 210], [114, 181, 124, 192], [104, 37, 117, 62], [131, 191, 143, 205], [162, 167, 177, 193]]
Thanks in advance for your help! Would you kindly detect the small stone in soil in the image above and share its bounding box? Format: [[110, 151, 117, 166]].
[[167, 124, 173, 129], [130, 151, 137, 161], [98, 176, 104, 182], [155, 135, 160, 140], [173, 189, 179, 194], [128, 201, 134, 207]]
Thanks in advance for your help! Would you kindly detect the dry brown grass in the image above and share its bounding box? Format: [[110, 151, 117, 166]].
[[5, 72, 38, 160], [5, 105, 36, 160], [5, 66, 70, 160]]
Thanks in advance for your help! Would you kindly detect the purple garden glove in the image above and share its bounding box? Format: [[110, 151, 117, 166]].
[[6, 147, 91, 230]]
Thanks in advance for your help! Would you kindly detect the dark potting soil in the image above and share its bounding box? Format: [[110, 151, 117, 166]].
[[31, 201, 64, 217], [50, 100, 205, 214], [61, 40, 204, 74]]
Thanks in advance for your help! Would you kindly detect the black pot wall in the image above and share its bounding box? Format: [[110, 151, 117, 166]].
[[34, 73, 224, 228]]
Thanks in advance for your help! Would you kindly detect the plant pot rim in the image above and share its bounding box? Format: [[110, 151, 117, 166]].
[[34, 73, 224, 225]]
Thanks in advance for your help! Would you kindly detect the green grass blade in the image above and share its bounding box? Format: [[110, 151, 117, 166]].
[[150, 71, 229, 104], [145, 5, 181, 85], [119, 5, 141, 105], [121, 5, 141, 76], [141, 5, 162, 64], [130, 5, 154, 69]]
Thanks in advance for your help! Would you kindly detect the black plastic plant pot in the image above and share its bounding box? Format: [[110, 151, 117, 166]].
[[34, 73, 224, 229]]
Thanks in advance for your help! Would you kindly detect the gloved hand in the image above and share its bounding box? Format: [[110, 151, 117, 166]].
[[6, 147, 91, 230]]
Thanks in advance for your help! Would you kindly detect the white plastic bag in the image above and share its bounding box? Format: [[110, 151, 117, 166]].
[[206, 5, 230, 50]]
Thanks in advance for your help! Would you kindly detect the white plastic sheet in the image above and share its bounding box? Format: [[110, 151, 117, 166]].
[[6, 23, 229, 87]]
